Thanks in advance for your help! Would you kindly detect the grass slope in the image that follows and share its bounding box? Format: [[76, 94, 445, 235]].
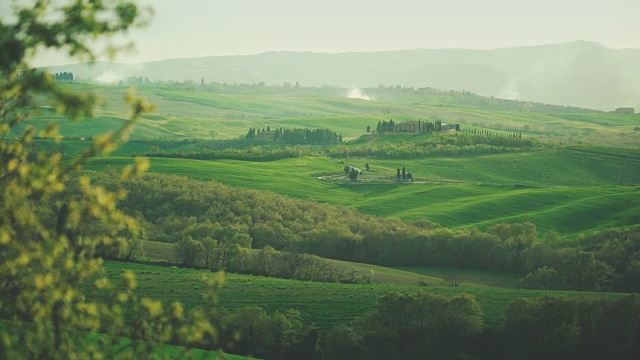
[[101, 261, 623, 330], [23, 84, 640, 147], [84, 149, 640, 236], [142, 241, 512, 289], [395, 267, 521, 288], [83, 156, 355, 205], [351, 183, 640, 234]]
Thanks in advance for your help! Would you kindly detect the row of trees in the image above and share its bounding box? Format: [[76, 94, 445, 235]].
[[462, 128, 523, 139], [322, 292, 640, 359], [72, 130, 536, 163], [327, 132, 536, 159], [174, 238, 375, 284], [375, 118, 447, 133], [246, 126, 342, 145], [53, 71, 74, 81], [142, 132, 534, 161], [145, 144, 311, 161]]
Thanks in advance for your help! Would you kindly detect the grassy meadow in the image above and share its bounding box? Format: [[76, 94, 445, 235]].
[[142, 240, 517, 289], [100, 261, 623, 330], [83, 147, 640, 236], [21, 84, 640, 147], [38, 84, 636, 236]]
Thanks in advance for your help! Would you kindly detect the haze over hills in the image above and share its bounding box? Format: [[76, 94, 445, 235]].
[[45, 41, 640, 111]]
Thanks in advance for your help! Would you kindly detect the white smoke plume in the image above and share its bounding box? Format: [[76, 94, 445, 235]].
[[498, 78, 520, 100], [95, 70, 123, 84], [348, 86, 373, 101], [94, 63, 145, 84]]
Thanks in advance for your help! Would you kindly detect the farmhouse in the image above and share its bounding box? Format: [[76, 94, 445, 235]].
[[441, 124, 461, 132], [614, 107, 635, 114], [256, 130, 275, 140], [379, 118, 461, 133], [395, 121, 421, 132]]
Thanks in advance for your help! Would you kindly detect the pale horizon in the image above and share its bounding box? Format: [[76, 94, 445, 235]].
[[24, 0, 640, 67], [40, 40, 640, 67]]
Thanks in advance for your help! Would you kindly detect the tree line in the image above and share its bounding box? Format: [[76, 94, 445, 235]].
[[197, 289, 640, 359], [174, 238, 375, 284], [140, 132, 537, 162], [79, 171, 640, 293], [320, 292, 640, 359], [144, 144, 311, 161], [462, 128, 522, 139], [328, 132, 536, 159], [213, 291, 640, 359], [375, 118, 457, 133], [246, 126, 342, 145], [53, 71, 74, 81]]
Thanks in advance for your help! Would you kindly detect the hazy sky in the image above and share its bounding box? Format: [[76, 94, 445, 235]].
[[28, 0, 640, 66]]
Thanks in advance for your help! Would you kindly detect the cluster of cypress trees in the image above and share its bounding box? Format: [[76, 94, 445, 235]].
[[53, 71, 73, 81], [245, 126, 342, 144], [375, 118, 449, 133], [463, 128, 522, 139]]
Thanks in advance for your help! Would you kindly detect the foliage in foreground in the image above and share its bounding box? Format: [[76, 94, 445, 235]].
[[0, 0, 232, 358]]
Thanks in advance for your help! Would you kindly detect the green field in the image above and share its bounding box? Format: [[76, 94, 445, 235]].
[[84, 148, 640, 236], [101, 261, 622, 330], [83, 156, 355, 205], [142, 240, 514, 289], [21, 84, 640, 148], [396, 267, 521, 288], [36, 84, 640, 238]]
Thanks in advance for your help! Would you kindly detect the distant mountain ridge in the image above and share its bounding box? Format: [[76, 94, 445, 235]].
[[44, 41, 640, 110]]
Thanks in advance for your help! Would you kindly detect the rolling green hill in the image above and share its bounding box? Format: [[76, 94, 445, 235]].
[[42, 42, 640, 110], [83, 148, 640, 236], [142, 240, 519, 289], [100, 261, 622, 330], [38, 83, 640, 237], [23, 84, 640, 147]]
